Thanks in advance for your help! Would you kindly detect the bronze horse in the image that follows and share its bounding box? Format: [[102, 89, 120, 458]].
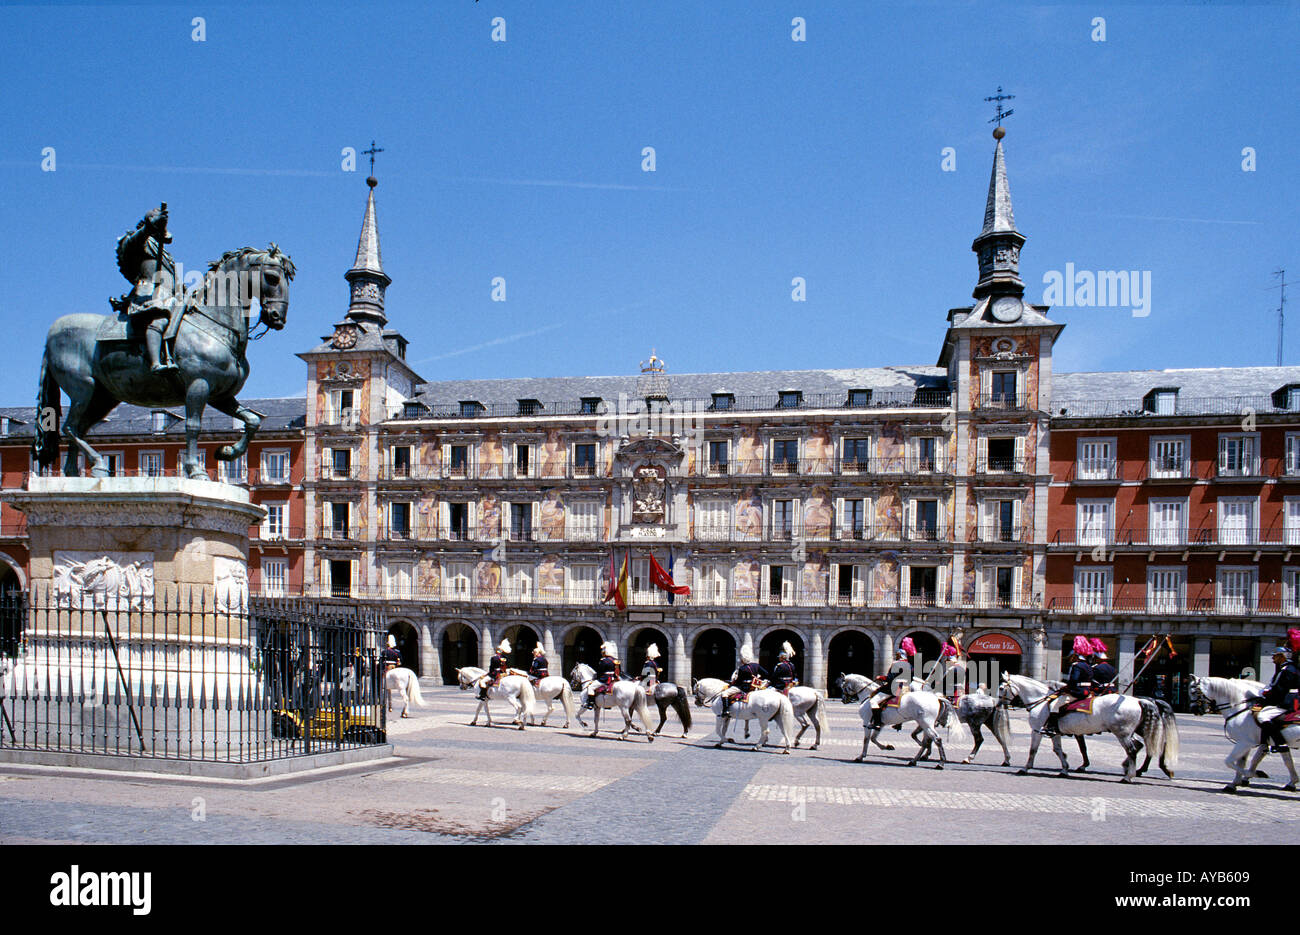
[[34, 245, 294, 478]]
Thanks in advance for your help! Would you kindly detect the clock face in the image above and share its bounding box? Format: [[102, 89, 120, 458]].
[[333, 326, 357, 349], [991, 296, 1022, 323]]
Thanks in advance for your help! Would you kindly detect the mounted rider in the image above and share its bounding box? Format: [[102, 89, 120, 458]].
[[1250, 646, 1300, 752], [1042, 636, 1094, 736], [111, 203, 181, 372], [583, 642, 621, 709], [771, 641, 798, 694], [528, 645, 549, 686], [478, 638, 512, 701], [939, 638, 966, 702], [641, 643, 663, 690], [1089, 638, 1118, 695], [722, 645, 768, 716], [380, 635, 402, 671], [868, 637, 915, 730]]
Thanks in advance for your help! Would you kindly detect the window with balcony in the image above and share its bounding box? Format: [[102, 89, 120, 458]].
[[448, 444, 469, 477], [445, 563, 472, 599], [103, 452, 124, 478], [459, 400, 484, 418], [696, 499, 730, 541], [711, 393, 734, 411], [771, 499, 798, 540], [330, 447, 351, 479], [509, 503, 534, 541], [765, 564, 795, 604], [447, 502, 469, 540], [515, 443, 533, 478], [1287, 434, 1300, 476], [1148, 567, 1184, 614], [220, 452, 246, 482], [391, 446, 411, 478], [1286, 499, 1300, 546], [707, 440, 729, 474], [1077, 438, 1116, 480], [570, 564, 599, 603], [1149, 499, 1186, 546], [1217, 567, 1256, 614], [389, 502, 411, 539], [327, 389, 355, 425], [1285, 568, 1300, 615], [914, 436, 940, 472], [778, 391, 802, 409], [839, 498, 869, 540], [385, 562, 413, 599], [983, 499, 1018, 542], [140, 451, 164, 478], [1074, 567, 1112, 611], [329, 502, 350, 538], [908, 566, 938, 606], [262, 558, 287, 597], [1077, 500, 1113, 545], [262, 450, 290, 483], [842, 437, 872, 472], [835, 564, 867, 606], [772, 439, 799, 473], [264, 502, 286, 539], [1218, 433, 1259, 477], [911, 499, 940, 541], [986, 437, 1017, 472], [176, 449, 207, 476], [328, 559, 352, 598], [847, 389, 871, 408], [1150, 437, 1188, 479], [573, 443, 597, 476], [517, 399, 542, 416], [580, 397, 602, 415], [990, 371, 1018, 407], [507, 564, 533, 602], [1217, 497, 1256, 545], [567, 500, 601, 540], [697, 564, 728, 606]]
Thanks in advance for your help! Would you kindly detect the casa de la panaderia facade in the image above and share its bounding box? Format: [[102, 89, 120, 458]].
[[3, 133, 1299, 710]]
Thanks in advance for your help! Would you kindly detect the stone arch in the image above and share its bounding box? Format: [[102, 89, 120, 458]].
[[901, 628, 945, 679], [0, 551, 26, 595], [439, 621, 480, 685], [387, 619, 421, 675], [627, 626, 670, 681], [499, 623, 541, 666], [691, 627, 738, 682], [758, 628, 806, 683], [826, 629, 876, 697], [562, 625, 606, 678]]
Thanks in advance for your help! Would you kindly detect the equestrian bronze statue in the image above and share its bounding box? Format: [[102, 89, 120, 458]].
[[34, 204, 295, 479]]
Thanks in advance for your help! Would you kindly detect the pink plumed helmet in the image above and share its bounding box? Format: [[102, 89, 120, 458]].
[[941, 642, 958, 658], [1090, 638, 1108, 659], [1072, 635, 1093, 657], [900, 637, 916, 657]]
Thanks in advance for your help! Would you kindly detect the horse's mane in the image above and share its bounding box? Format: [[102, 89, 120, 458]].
[[207, 243, 296, 279]]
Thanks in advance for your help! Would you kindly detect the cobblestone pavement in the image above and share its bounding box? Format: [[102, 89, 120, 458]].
[[1, 684, 1297, 845]]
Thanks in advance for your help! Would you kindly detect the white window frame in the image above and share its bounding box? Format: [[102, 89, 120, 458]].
[[1148, 497, 1188, 547], [385, 561, 413, 599], [1217, 496, 1257, 546], [444, 563, 473, 600], [261, 449, 291, 483], [569, 564, 599, 604], [507, 563, 534, 603], [139, 450, 165, 478], [219, 452, 247, 482], [760, 563, 797, 605], [1216, 566, 1257, 615], [979, 496, 1022, 543], [840, 435, 874, 473], [903, 564, 944, 607], [1074, 566, 1113, 612], [907, 497, 944, 541], [695, 498, 731, 542], [566, 500, 602, 541], [1146, 566, 1185, 614], [1076, 437, 1117, 480], [1218, 432, 1260, 478], [388, 500, 413, 539], [263, 501, 288, 540], [836, 496, 872, 541], [261, 558, 288, 598], [1285, 567, 1300, 616], [1076, 499, 1114, 546], [1149, 435, 1190, 479], [1287, 434, 1300, 477]]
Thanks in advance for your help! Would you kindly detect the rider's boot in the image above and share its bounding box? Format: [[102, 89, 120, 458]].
[[146, 325, 177, 373], [869, 706, 882, 730], [1041, 711, 1059, 736], [584, 691, 596, 711]]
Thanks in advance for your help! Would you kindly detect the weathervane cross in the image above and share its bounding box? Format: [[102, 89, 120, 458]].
[[984, 87, 1015, 127], [362, 140, 384, 177]]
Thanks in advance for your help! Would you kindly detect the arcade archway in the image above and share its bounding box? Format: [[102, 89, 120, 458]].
[[759, 629, 805, 683], [499, 624, 541, 668], [387, 620, 421, 675], [692, 628, 737, 681], [628, 627, 670, 681], [440, 622, 479, 685], [827, 630, 874, 697], [563, 626, 605, 677]]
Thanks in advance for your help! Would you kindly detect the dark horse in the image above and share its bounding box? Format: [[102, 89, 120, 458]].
[[34, 245, 294, 477], [636, 673, 694, 738]]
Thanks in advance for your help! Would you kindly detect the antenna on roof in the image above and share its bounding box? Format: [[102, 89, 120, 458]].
[[1274, 269, 1292, 366]]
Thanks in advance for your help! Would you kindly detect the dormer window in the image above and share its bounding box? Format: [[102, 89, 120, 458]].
[[517, 399, 542, 416], [0, 417, 8, 437], [711, 393, 734, 411], [151, 410, 169, 433], [402, 401, 428, 419], [1272, 384, 1300, 411], [778, 390, 802, 409], [847, 389, 871, 408], [459, 400, 484, 418], [580, 397, 602, 415], [1143, 388, 1178, 415]]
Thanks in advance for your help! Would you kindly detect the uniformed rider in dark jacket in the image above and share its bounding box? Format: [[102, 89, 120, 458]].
[[723, 646, 768, 716], [381, 635, 402, 670], [1043, 639, 1094, 736], [584, 642, 621, 709], [479, 638, 512, 700], [1252, 647, 1300, 752], [1089, 639, 1118, 694], [641, 643, 663, 690], [529, 645, 549, 685], [771, 641, 798, 694], [869, 650, 912, 729]]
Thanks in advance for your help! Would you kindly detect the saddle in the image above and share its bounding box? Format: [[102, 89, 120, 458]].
[[1063, 696, 1095, 715], [883, 695, 902, 709]]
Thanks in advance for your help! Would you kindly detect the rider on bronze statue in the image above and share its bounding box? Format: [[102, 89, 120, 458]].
[[112, 203, 181, 373]]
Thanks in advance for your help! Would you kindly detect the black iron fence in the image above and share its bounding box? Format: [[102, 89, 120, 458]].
[[0, 591, 388, 763]]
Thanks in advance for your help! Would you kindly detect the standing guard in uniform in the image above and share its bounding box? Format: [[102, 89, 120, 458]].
[[1042, 636, 1094, 736], [584, 641, 621, 709], [641, 643, 663, 690], [723, 646, 768, 716], [1250, 646, 1300, 752], [528, 645, 549, 686], [1089, 639, 1118, 694], [111, 204, 181, 372], [771, 642, 798, 695], [478, 638, 512, 701], [868, 638, 915, 730], [381, 635, 402, 671]]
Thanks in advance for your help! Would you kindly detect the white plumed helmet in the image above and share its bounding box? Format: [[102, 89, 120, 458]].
[[601, 641, 618, 658], [386, 635, 396, 648], [780, 641, 795, 659], [740, 645, 756, 665], [497, 638, 512, 654], [645, 643, 660, 660]]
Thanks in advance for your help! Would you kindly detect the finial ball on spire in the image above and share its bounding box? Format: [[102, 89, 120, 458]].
[[992, 126, 1006, 140], [366, 176, 378, 189]]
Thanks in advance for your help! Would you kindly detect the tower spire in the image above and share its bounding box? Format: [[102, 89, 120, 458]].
[[344, 170, 390, 327], [971, 118, 1025, 302]]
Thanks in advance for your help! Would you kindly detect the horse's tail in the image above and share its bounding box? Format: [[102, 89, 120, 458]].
[[813, 693, 829, 740], [992, 699, 1013, 748], [671, 685, 693, 732], [777, 695, 798, 749], [1157, 699, 1180, 777], [406, 671, 424, 709], [635, 687, 654, 734], [518, 677, 537, 716], [559, 680, 576, 721], [940, 697, 969, 744], [34, 344, 60, 470]]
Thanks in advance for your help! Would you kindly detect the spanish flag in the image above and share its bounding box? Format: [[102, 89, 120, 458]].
[[602, 549, 629, 611]]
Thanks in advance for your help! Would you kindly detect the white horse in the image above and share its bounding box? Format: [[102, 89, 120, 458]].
[[999, 673, 1166, 783], [456, 666, 536, 730], [384, 666, 424, 718], [568, 663, 655, 742], [693, 677, 829, 749], [1189, 675, 1298, 793], [529, 674, 578, 728], [692, 680, 798, 754], [837, 673, 967, 768]]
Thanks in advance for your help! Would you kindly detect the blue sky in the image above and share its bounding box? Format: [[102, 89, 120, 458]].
[[1, 1, 1296, 405]]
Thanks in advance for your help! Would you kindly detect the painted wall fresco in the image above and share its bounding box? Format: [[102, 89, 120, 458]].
[[475, 561, 501, 598], [733, 557, 760, 599], [872, 556, 899, 603], [804, 486, 833, 538], [539, 489, 565, 539], [735, 487, 763, 540], [537, 558, 564, 597], [878, 421, 906, 471], [418, 558, 441, 595], [480, 433, 503, 479], [800, 552, 829, 602], [419, 439, 442, 475], [736, 429, 762, 471], [479, 495, 501, 539], [418, 495, 436, 537], [875, 490, 902, 538], [541, 429, 565, 477], [805, 423, 834, 469]]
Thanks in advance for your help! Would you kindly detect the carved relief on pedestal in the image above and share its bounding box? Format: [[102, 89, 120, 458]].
[[53, 551, 155, 610], [214, 556, 249, 614]]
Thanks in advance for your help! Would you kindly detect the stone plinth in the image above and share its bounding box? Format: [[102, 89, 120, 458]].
[[5, 476, 265, 617]]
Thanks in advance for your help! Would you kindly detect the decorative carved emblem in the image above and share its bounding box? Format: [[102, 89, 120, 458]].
[[332, 324, 358, 349], [214, 556, 249, 614], [53, 551, 155, 610], [631, 464, 666, 524]]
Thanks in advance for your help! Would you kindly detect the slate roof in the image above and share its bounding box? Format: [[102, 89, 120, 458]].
[[0, 397, 306, 441], [1053, 366, 1300, 418]]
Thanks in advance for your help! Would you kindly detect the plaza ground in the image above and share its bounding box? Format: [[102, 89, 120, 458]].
[[0, 684, 1295, 845]]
